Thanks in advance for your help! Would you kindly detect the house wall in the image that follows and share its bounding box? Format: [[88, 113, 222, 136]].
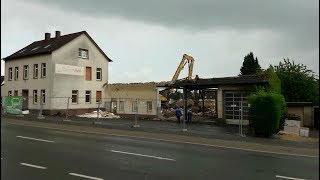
[[51, 34, 110, 112], [106, 84, 160, 117], [287, 106, 314, 127], [1, 54, 53, 110]]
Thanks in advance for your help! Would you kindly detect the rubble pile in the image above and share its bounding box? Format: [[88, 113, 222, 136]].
[[77, 110, 120, 119], [161, 99, 216, 118]]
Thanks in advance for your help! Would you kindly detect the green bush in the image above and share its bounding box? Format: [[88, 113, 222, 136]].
[[248, 91, 286, 137]]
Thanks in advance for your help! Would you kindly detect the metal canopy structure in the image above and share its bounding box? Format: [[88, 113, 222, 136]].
[[157, 75, 269, 90], [156, 75, 269, 131]]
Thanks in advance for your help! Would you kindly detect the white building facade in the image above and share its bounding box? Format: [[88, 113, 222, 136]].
[[1, 31, 112, 115]]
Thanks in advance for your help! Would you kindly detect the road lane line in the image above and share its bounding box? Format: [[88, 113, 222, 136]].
[[276, 175, 306, 180], [20, 163, 47, 169], [69, 173, 104, 180], [110, 150, 176, 161], [16, 136, 55, 143], [5, 122, 318, 158]]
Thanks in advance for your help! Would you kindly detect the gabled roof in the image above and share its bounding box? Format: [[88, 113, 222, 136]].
[[3, 31, 113, 62]]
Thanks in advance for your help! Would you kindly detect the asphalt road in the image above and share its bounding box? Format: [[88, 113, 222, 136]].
[[1, 123, 319, 180]]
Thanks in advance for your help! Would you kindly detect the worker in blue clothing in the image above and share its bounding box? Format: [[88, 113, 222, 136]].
[[175, 106, 182, 124], [187, 108, 193, 124]]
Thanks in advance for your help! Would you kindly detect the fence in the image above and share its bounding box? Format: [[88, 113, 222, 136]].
[[2, 96, 160, 120]]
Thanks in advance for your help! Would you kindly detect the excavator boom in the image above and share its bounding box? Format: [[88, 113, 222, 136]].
[[172, 54, 195, 81], [159, 54, 196, 102]]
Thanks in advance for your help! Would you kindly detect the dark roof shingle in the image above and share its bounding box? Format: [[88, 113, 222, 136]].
[[3, 31, 112, 62]]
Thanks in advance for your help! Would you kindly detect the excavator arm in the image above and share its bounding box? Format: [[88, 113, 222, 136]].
[[167, 54, 195, 95], [159, 54, 196, 102], [172, 54, 195, 81]]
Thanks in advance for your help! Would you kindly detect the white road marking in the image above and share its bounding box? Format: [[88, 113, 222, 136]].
[[6, 122, 318, 158], [20, 163, 47, 169], [69, 173, 104, 180], [16, 136, 55, 143], [276, 175, 306, 180], [110, 150, 176, 161]]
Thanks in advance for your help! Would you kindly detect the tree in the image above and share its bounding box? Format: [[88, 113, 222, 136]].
[[240, 52, 262, 75], [169, 91, 182, 101], [273, 58, 319, 105]]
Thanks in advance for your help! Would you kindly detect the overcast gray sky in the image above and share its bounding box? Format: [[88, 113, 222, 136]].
[[1, 0, 319, 83]]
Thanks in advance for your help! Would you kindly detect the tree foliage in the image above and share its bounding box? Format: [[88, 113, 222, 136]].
[[170, 91, 182, 101], [273, 58, 319, 105], [240, 52, 262, 75], [248, 91, 286, 137], [262, 66, 281, 94]]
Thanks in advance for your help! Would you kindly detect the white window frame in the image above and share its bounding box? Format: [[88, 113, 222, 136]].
[[33, 90, 38, 104], [8, 91, 12, 96], [147, 101, 152, 112], [119, 101, 124, 111], [8, 68, 13, 81], [85, 90, 91, 103], [41, 89, 45, 104], [23, 65, 29, 80], [132, 101, 138, 112], [96, 68, 102, 81], [14, 67, 19, 80], [41, 63, 46, 78], [72, 90, 79, 104], [34, 64, 38, 79], [78, 49, 89, 59]]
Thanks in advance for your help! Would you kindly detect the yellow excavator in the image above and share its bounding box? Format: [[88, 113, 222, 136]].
[[160, 54, 195, 101]]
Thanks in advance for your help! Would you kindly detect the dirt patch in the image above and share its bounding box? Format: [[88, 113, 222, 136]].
[[277, 131, 319, 142]]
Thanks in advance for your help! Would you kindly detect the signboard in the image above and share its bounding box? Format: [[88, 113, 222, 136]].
[[3, 96, 22, 114], [55, 64, 84, 76]]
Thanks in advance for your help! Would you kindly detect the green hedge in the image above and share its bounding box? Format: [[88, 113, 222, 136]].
[[248, 91, 286, 137]]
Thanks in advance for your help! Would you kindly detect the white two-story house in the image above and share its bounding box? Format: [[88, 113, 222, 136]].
[[1, 31, 113, 115]]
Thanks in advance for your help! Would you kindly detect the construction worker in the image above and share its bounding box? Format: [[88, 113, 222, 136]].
[[175, 106, 182, 124], [187, 108, 193, 124]]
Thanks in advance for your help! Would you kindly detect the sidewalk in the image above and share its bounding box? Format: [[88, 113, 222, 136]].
[[1, 113, 319, 150]]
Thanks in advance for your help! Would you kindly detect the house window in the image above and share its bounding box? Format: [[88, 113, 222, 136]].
[[96, 91, 101, 103], [85, 91, 91, 103], [119, 101, 124, 111], [41, 89, 45, 104], [78, 49, 89, 59], [34, 64, 38, 79], [72, 90, 78, 104], [33, 90, 38, 104], [14, 67, 19, 80], [147, 101, 152, 112], [23, 65, 29, 80], [8, 91, 12, 96], [86, 67, 92, 81], [96, 68, 102, 81], [14, 90, 18, 96], [8, 68, 13, 81], [132, 101, 138, 112], [41, 63, 46, 78]]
